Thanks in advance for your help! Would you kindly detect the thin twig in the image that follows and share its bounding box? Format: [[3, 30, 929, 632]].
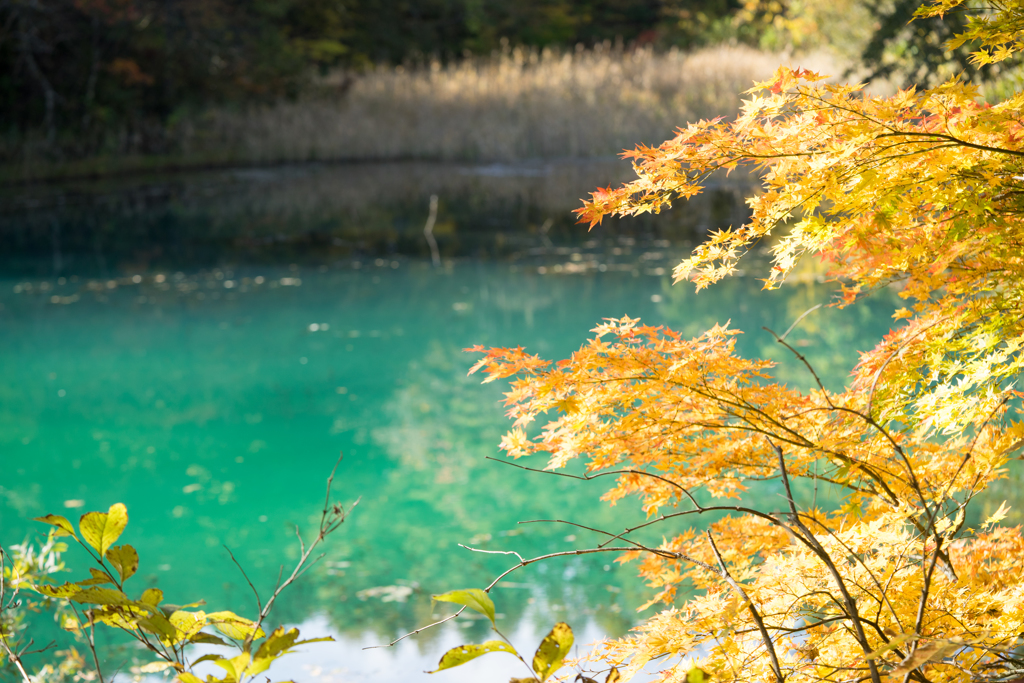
[[363, 607, 467, 649], [772, 440, 882, 683], [223, 545, 263, 616], [245, 455, 355, 650], [779, 304, 822, 342], [706, 531, 784, 683]]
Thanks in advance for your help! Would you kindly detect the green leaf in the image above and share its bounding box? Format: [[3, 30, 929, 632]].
[[137, 611, 177, 640], [427, 641, 518, 673], [294, 636, 336, 646], [177, 673, 205, 683], [247, 627, 300, 675], [162, 600, 206, 611], [105, 545, 139, 582], [34, 582, 82, 599], [206, 610, 266, 641], [33, 514, 77, 538], [69, 587, 131, 606], [75, 568, 114, 587], [190, 632, 231, 647], [140, 588, 163, 606], [255, 627, 299, 657], [168, 610, 208, 643], [687, 667, 710, 683], [532, 622, 574, 682], [79, 503, 128, 556], [431, 589, 496, 625], [90, 606, 141, 630], [214, 652, 251, 683]]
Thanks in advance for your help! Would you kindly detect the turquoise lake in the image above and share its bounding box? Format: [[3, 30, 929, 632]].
[[0, 161, 945, 681]]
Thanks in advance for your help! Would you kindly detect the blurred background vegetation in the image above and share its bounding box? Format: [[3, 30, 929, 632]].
[[2, 0, 1021, 176]]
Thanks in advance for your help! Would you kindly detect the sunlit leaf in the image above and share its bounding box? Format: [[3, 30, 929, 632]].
[[33, 514, 77, 538], [74, 567, 114, 587], [431, 589, 496, 625], [533, 622, 573, 681], [983, 500, 1012, 528], [139, 660, 181, 673], [168, 610, 207, 643], [79, 503, 128, 556], [70, 587, 130, 606], [206, 610, 265, 641], [90, 606, 140, 630], [140, 588, 163, 606], [214, 652, 251, 683], [864, 633, 917, 660], [105, 545, 139, 582], [190, 632, 231, 647], [33, 582, 82, 599], [891, 641, 959, 676], [427, 640, 518, 673], [137, 610, 177, 640]]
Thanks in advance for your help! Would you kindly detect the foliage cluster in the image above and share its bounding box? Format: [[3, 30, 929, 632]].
[[1, 0, 348, 155], [0, 462, 353, 683], [460, 0, 1024, 682]]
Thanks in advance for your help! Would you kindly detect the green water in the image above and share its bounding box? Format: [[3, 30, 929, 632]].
[[0, 162, 904, 681]]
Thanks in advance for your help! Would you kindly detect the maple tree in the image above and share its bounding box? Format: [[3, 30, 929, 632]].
[[468, 1, 1024, 682]]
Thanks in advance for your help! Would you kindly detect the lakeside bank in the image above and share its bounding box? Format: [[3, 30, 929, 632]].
[[2, 45, 836, 185]]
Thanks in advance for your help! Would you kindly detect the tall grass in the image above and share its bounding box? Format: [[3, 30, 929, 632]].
[[187, 44, 835, 164]]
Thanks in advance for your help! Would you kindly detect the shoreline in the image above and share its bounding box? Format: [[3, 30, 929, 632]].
[[2, 45, 830, 188]]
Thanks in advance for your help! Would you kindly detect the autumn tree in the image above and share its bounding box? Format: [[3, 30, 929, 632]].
[[467, 2, 1024, 682]]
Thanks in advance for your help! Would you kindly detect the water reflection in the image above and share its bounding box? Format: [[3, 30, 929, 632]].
[[0, 160, 752, 277]]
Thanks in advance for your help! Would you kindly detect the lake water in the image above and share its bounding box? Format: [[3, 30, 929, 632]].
[[0, 161, 923, 681]]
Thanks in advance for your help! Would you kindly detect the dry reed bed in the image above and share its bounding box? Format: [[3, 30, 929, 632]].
[[190, 45, 836, 164]]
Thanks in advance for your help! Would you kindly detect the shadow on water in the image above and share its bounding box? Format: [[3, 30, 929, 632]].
[[0, 160, 935, 681], [0, 160, 753, 276]]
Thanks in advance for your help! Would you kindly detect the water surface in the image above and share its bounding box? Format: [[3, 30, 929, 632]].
[[0, 161, 925, 681]]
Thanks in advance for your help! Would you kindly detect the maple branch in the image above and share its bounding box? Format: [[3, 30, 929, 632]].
[[873, 131, 1024, 160], [763, 324, 834, 404], [459, 544, 712, 598], [797, 513, 913, 638], [753, 328, 927, 507], [485, 456, 702, 509], [686, 379, 905, 505], [706, 530, 785, 683], [519, 518, 678, 556], [772, 441, 883, 683], [778, 304, 823, 342], [944, 397, 1011, 502], [903, 544, 944, 683], [865, 315, 951, 420]]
